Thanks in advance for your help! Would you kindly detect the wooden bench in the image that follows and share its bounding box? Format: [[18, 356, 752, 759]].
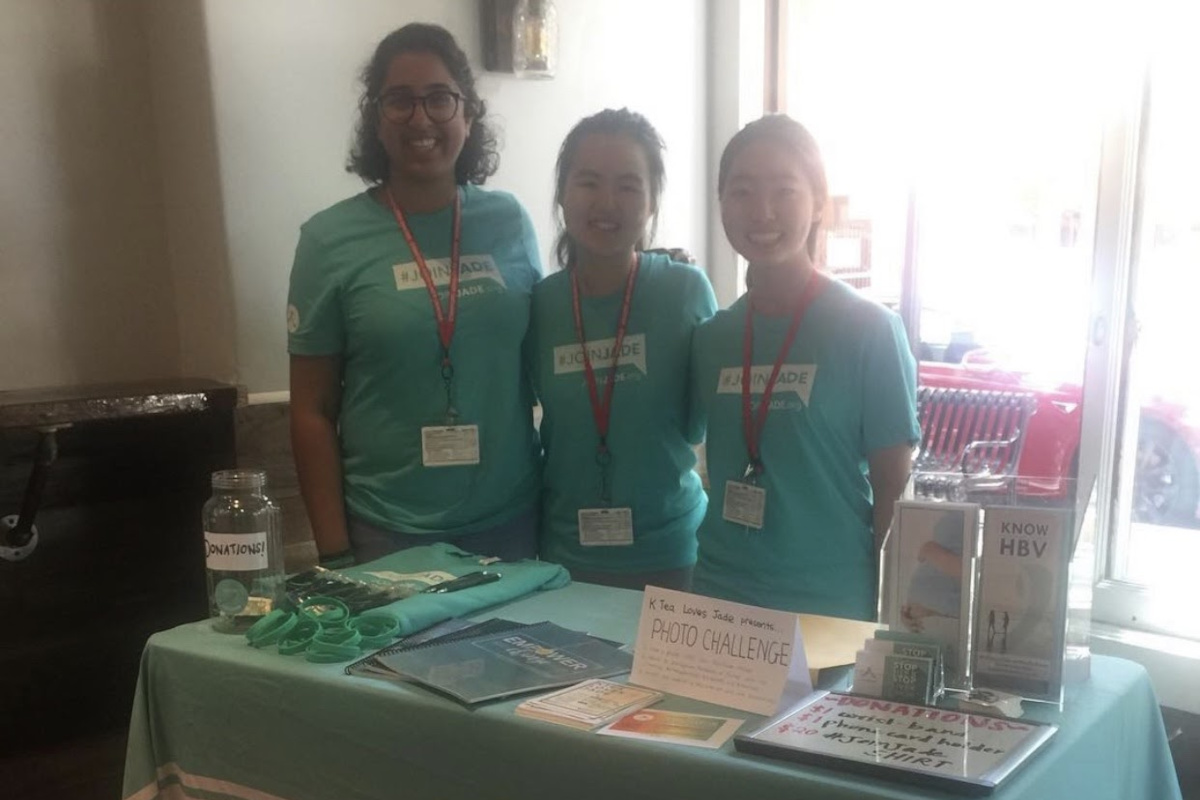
[[913, 386, 1038, 501]]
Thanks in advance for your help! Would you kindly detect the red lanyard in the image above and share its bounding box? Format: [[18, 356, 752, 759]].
[[385, 187, 462, 363], [570, 258, 640, 454], [741, 272, 826, 476]]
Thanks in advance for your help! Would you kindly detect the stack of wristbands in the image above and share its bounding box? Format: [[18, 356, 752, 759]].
[[244, 595, 402, 663]]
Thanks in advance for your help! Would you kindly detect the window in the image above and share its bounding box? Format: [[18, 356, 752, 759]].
[[1091, 37, 1200, 639], [775, 1, 1198, 640]]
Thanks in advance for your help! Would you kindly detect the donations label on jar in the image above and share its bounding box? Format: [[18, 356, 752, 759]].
[[204, 531, 269, 571]]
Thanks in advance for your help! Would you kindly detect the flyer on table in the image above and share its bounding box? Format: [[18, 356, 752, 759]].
[[630, 587, 811, 715]]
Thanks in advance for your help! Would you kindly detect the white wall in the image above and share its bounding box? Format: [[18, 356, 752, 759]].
[[0, 0, 180, 392], [144, 0, 239, 385], [482, 1, 708, 272], [0, 0, 716, 395], [195, 0, 710, 394]]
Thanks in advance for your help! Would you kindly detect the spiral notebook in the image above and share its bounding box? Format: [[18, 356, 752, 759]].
[[362, 620, 634, 705]]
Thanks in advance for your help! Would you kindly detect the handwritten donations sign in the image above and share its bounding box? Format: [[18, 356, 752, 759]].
[[737, 692, 1057, 793], [630, 587, 811, 715]]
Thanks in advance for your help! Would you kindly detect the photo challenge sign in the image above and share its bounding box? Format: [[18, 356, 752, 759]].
[[630, 587, 811, 715]]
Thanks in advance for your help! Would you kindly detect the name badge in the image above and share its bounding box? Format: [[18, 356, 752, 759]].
[[723, 480, 765, 529], [578, 507, 634, 546], [421, 425, 481, 467]]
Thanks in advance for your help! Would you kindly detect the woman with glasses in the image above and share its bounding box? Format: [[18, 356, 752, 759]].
[[287, 23, 542, 568], [527, 109, 717, 590], [689, 115, 919, 619]]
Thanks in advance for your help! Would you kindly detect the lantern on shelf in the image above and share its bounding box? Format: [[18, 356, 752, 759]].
[[481, 0, 558, 78], [512, 0, 557, 78]]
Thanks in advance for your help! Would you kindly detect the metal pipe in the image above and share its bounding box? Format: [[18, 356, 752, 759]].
[[4, 427, 62, 549]]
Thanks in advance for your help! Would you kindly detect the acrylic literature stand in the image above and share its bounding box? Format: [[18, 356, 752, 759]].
[[882, 471, 1084, 709]]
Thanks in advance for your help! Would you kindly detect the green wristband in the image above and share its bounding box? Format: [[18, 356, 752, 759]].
[[311, 626, 363, 648], [305, 626, 363, 662], [278, 619, 320, 655], [245, 610, 298, 648], [350, 613, 401, 650]]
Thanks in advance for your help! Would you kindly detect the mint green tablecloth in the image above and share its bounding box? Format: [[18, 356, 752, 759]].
[[123, 582, 1182, 800]]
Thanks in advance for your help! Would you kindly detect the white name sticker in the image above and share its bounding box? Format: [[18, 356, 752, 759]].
[[204, 531, 269, 571], [723, 481, 766, 529], [421, 425, 481, 467], [578, 507, 634, 546]]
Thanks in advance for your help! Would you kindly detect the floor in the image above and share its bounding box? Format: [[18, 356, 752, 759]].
[[0, 729, 127, 800], [1165, 706, 1200, 800]]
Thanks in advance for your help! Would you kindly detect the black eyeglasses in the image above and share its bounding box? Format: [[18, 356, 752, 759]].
[[376, 89, 464, 124]]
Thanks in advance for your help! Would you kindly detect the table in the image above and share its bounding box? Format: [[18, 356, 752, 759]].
[[122, 582, 1182, 800]]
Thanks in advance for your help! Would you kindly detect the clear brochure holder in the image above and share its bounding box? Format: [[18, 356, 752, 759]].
[[878, 472, 1087, 711]]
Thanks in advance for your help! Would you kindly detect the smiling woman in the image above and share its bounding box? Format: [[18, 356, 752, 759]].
[[688, 115, 920, 620], [287, 23, 544, 569], [527, 109, 717, 590], [346, 24, 498, 192]]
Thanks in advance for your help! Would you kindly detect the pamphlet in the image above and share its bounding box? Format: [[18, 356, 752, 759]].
[[345, 617, 528, 679], [852, 650, 934, 704], [597, 708, 745, 749], [866, 632, 945, 697], [374, 621, 633, 704], [883, 501, 979, 685], [515, 679, 663, 731], [972, 506, 1071, 703]]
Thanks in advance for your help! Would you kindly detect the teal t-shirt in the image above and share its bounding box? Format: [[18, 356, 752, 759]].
[[689, 278, 919, 619], [529, 253, 717, 573], [287, 185, 542, 535]]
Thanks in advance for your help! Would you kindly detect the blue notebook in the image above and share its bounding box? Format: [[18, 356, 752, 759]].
[[374, 621, 633, 705]]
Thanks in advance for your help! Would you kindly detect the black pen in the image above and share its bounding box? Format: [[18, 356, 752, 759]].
[[422, 571, 501, 594]]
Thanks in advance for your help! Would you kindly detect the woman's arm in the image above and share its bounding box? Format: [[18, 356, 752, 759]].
[[290, 354, 349, 558], [868, 442, 913, 551]]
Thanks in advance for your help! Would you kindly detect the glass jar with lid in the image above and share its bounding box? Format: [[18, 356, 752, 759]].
[[202, 469, 284, 633]]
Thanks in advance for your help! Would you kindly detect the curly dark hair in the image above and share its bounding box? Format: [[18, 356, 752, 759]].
[[717, 114, 828, 261], [346, 23, 499, 186], [552, 108, 667, 269]]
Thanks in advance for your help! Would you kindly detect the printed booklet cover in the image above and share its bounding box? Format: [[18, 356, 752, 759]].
[[597, 709, 745, 749], [515, 679, 663, 730], [375, 621, 633, 704], [345, 618, 529, 680], [972, 506, 1071, 703], [884, 501, 979, 686]]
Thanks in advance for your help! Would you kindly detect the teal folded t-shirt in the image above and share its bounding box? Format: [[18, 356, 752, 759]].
[[341, 543, 570, 636]]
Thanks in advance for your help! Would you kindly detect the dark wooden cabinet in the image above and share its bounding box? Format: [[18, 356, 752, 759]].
[[0, 380, 237, 753]]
